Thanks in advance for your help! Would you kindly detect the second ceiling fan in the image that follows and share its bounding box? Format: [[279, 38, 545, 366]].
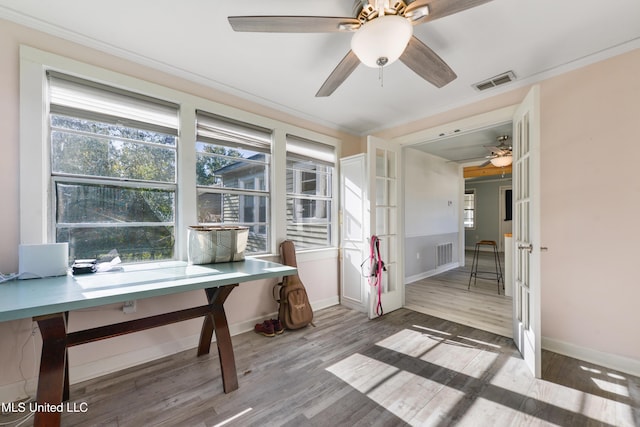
[[228, 0, 494, 97]]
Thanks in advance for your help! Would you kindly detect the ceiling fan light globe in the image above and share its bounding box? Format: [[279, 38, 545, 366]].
[[490, 154, 513, 168], [351, 15, 413, 68]]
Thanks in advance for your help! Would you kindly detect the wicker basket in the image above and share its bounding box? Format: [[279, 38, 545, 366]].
[[187, 226, 249, 264]]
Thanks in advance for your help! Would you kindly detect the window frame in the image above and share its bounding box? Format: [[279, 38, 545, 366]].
[[285, 135, 335, 249], [19, 46, 340, 261], [47, 74, 180, 262], [464, 188, 476, 230]]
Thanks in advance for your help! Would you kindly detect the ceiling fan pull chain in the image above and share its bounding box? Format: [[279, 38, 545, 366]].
[[379, 65, 384, 87]]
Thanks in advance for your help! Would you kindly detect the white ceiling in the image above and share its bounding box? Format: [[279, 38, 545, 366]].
[[1, 0, 639, 143], [410, 121, 513, 164]]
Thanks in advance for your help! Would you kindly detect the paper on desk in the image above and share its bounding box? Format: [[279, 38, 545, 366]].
[[95, 250, 123, 273]]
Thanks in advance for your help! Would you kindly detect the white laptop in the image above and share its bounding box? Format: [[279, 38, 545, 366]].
[[18, 243, 69, 279]]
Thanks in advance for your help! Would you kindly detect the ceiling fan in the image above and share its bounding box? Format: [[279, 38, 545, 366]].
[[482, 135, 513, 167], [228, 0, 494, 97]]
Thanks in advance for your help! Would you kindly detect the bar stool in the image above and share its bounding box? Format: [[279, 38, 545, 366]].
[[468, 240, 503, 294]]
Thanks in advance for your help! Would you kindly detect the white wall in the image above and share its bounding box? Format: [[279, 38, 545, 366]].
[[539, 48, 640, 369], [404, 149, 461, 282]]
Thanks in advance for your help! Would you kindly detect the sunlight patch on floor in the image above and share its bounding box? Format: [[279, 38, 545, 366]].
[[212, 408, 252, 427], [326, 353, 464, 425], [326, 327, 637, 426], [591, 377, 630, 398], [376, 328, 492, 377]]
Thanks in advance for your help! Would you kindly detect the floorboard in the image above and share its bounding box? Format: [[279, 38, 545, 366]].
[[406, 250, 513, 338], [7, 305, 632, 427]]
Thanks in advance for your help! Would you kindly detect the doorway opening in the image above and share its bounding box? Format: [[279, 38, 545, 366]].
[[402, 120, 514, 338]]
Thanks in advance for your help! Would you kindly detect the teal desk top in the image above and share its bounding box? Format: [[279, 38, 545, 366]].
[[0, 258, 296, 322]]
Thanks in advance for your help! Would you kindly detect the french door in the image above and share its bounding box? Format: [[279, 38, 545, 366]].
[[512, 86, 542, 377], [366, 136, 403, 318]]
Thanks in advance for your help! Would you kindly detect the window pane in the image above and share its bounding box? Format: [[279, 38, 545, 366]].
[[245, 224, 268, 253], [57, 225, 174, 263], [52, 115, 177, 146], [56, 182, 174, 224], [286, 160, 331, 197], [51, 115, 176, 183], [286, 193, 332, 249], [196, 142, 269, 189]]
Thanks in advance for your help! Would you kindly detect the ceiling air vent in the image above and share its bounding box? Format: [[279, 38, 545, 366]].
[[472, 71, 517, 91]]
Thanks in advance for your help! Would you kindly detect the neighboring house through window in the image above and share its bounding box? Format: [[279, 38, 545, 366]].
[[195, 111, 271, 254]]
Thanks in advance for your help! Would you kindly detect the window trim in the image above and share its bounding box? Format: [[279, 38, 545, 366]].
[[19, 46, 341, 258]]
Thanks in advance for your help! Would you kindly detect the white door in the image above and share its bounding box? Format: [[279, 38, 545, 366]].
[[366, 136, 403, 318], [512, 86, 542, 377], [340, 155, 368, 313]]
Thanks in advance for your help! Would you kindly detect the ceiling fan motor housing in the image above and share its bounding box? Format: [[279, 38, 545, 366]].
[[351, 15, 413, 67]]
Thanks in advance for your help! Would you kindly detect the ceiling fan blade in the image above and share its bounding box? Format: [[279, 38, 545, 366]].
[[315, 51, 360, 97], [399, 37, 457, 88], [410, 0, 494, 24], [228, 16, 361, 33]]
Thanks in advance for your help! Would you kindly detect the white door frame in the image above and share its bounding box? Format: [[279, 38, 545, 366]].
[[394, 106, 518, 271], [393, 100, 541, 376], [512, 86, 542, 378]]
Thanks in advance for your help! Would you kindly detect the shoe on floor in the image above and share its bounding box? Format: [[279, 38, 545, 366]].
[[254, 320, 275, 337], [270, 318, 284, 334]]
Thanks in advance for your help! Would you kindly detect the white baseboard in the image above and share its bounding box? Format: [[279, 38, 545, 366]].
[[0, 298, 340, 404], [542, 336, 640, 378], [311, 296, 340, 312], [405, 262, 459, 284]]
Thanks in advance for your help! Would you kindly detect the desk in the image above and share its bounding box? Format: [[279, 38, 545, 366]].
[[0, 258, 296, 427]]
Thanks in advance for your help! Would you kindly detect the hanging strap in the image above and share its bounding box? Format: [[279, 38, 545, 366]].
[[368, 235, 384, 316]]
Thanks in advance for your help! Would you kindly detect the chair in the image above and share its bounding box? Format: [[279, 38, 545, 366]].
[[468, 240, 503, 294]]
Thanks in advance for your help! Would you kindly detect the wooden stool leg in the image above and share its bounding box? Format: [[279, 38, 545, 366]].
[[468, 244, 480, 290]]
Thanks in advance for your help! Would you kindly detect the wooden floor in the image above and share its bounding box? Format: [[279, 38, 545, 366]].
[[406, 250, 513, 338], [27, 306, 638, 426]]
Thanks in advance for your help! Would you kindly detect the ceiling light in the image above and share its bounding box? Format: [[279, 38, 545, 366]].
[[351, 15, 413, 68], [490, 155, 513, 168]]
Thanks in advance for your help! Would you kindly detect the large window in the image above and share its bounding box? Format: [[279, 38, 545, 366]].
[[286, 135, 335, 249], [196, 111, 271, 253], [48, 72, 178, 262], [22, 48, 339, 263]]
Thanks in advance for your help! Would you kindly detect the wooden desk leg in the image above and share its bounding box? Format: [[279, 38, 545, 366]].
[[63, 312, 70, 402], [197, 284, 238, 393], [33, 313, 68, 427]]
